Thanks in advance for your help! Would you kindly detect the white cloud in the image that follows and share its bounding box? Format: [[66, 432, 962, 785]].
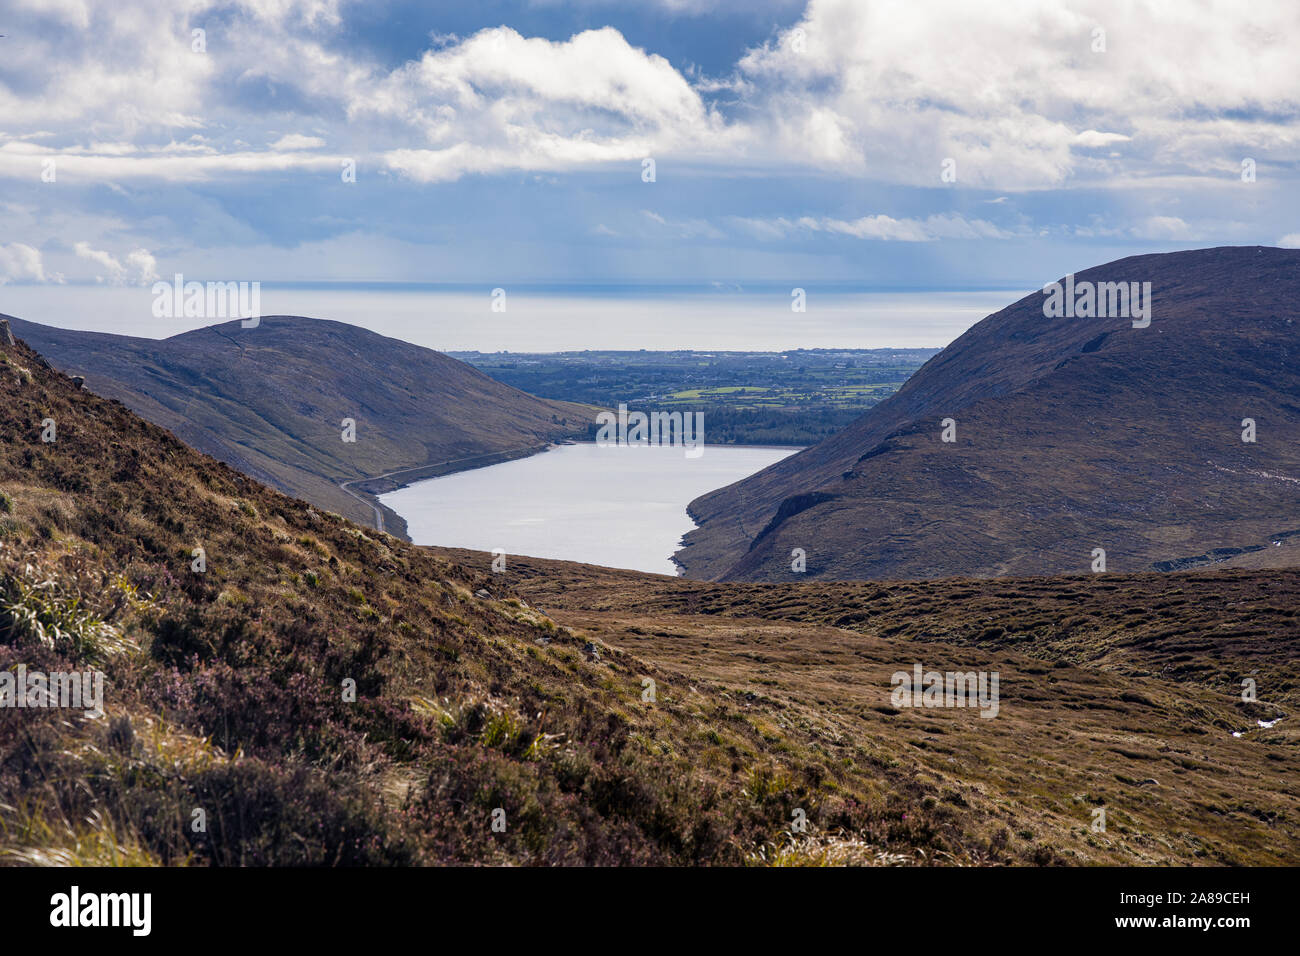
[[640, 209, 726, 239], [735, 0, 1300, 188], [1138, 216, 1193, 240], [74, 242, 125, 282], [0, 243, 48, 283], [269, 134, 327, 150], [743, 213, 1013, 242], [3, 0, 1297, 192], [1073, 130, 1131, 148], [73, 241, 158, 284], [0, 140, 346, 182], [367, 26, 727, 181], [1279, 233, 1300, 248], [12, 0, 93, 29], [125, 248, 160, 283]]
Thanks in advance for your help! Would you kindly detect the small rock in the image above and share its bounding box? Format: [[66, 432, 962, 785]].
[[474, 589, 491, 599], [583, 641, 601, 661], [71, 375, 85, 389]]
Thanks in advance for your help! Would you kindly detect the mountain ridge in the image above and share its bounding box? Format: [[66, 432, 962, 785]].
[[676, 246, 1300, 581], [2, 314, 596, 536]]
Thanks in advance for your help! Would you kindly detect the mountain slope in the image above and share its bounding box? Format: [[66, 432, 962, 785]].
[[3, 314, 594, 536], [0, 329, 939, 865], [676, 246, 1300, 580], [3, 329, 1296, 866], [451, 547, 1300, 866]]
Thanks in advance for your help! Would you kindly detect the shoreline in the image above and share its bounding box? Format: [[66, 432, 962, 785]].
[[374, 438, 802, 566], [340, 440, 564, 541]]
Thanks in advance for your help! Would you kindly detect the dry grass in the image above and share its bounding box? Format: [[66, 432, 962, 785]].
[[2, 329, 1296, 866]]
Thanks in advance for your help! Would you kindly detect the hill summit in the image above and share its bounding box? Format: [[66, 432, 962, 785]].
[[677, 246, 1300, 581], [4, 314, 593, 537]]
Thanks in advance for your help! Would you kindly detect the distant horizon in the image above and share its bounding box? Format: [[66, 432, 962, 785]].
[[1, 284, 1024, 352]]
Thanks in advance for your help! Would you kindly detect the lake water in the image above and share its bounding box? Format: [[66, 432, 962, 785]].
[[380, 442, 796, 575]]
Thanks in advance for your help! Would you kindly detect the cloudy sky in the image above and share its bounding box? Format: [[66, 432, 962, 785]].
[[1, 0, 1297, 302]]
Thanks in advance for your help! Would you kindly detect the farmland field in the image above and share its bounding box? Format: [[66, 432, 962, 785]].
[[450, 348, 940, 445]]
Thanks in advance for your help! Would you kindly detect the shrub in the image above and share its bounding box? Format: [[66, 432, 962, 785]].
[[0, 566, 127, 663]]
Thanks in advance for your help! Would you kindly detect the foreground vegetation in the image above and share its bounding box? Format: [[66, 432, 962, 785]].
[[0, 334, 969, 865], [2, 333, 1295, 865]]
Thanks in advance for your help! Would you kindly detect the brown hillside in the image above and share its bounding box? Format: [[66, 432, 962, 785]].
[[3, 329, 1297, 864], [4, 314, 595, 537], [439, 546, 1300, 865], [677, 246, 1300, 581]]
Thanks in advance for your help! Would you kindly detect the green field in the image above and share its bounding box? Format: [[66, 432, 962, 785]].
[[450, 348, 940, 445]]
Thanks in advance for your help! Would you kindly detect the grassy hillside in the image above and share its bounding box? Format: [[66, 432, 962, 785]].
[[4, 315, 595, 537], [1, 329, 1295, 865], [0, 329, 1005, 865], [678, 247, 1300, 581], [451, 547, 1300, 865]]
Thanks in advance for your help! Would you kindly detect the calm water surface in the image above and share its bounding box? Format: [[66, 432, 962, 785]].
[[380, 442, 796, 574]]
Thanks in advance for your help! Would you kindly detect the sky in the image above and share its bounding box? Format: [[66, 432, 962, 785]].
[[0, 0, 1297, 346]]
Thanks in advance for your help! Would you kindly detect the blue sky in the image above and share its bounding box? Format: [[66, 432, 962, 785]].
[[1, 0, 1297, 310]]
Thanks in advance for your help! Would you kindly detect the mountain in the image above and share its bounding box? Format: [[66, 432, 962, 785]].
[[3, 328, 1296, 865], [676, 246, 1300, 580], [3, 314, 594, 537]]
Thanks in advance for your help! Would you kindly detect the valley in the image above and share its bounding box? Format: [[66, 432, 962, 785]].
[[2, 327, 1296, 866], [1, 247, 1298, 871], [5, 0, 1297, 920]]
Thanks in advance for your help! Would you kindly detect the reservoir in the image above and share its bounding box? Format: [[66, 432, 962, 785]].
[[380, 442, 796, 575]]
